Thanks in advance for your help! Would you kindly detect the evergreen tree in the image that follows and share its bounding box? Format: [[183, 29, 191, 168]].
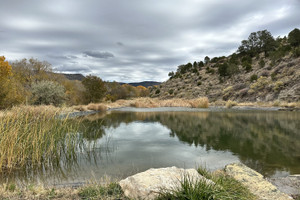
[[288, 28, 300, 47]]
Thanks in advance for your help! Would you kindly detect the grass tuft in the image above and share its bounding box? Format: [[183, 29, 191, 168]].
[[226, 100, 238, 108], [87, 103, 108, 111], [189, 97, 209, 108], [79, 182, 127, 199], [157, 166, 256, 200]]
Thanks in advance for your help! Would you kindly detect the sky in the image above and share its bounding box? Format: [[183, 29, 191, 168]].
[[1, 0, 300, 83]]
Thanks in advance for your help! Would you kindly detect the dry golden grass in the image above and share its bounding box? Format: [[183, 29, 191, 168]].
[[236, 101, 300, 108], [71, 98, 300, 112], [72, 105, 88, 111], [73, 97, 210, 111], [210, 100, 226, 106], [159, 98, 191, 107], [0, 106, 80, 172], [72, 98, 299, 112], [279, 101, 300, 108], [188, 97, 209, 108], [0, 180, 126, 200], [0, 183, 81, 200], [0, 105, 74, 119], [87, 103, 108, 111], [226, 100, 238, 108], [111, 97, 210, 109]]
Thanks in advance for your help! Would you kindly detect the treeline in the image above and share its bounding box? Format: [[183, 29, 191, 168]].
[[0, 58, 149, 109], [168, 28, 300, 80]]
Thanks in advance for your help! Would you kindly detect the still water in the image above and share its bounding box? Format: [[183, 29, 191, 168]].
[[2, 109, 300, 186]]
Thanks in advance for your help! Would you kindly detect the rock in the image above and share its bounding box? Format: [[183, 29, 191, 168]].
[[119, 166, 213, 200], [268, 175, 300, 199], [225, 163, 293, 200]]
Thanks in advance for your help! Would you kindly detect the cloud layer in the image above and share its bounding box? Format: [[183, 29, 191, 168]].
[[1, 0, 299, 82]]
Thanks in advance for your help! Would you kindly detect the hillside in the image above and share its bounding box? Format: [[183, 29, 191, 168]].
[[150, 29, 300, 103]]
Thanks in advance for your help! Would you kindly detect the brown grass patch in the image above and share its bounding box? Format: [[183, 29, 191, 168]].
[[73, 105, 88, 111], [236, 101, 300, 108], [87, 103, 108, 111], [226, 100, 238, 108], [189, 97, 209, 108], [73, 97, 211, 110]]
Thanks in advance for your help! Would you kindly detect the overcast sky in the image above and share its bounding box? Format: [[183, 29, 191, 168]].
[[1, 0, 299, 82]]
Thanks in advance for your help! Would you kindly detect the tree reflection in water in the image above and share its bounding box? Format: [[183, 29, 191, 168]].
[[2, 110, 299, 185], [92, 110, 300, 177]]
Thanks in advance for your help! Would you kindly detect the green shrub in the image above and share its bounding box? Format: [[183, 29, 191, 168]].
[[206, 67, 215, 74], [31, 80, 66, 106], [79, 183, 125, 199], [288, 28, 300, 47], [241, 55, 252, 64], [218, 63, 228, 77], [197, 81, 202, 86], [82, 75, 107, 103], [243, 62, 252, 72], [293, 47, 300, 57], [155, 89, 161, 94], [250, 74, 258, 82], [271, 72, 276, 81], [168, 89, 174, 95], [259, 59, 265, 68]]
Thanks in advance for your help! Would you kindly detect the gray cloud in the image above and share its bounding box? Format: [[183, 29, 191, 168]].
[[83, 51, 114, 59], [0, 0, 299, 82], [116, 42, 124, 46]]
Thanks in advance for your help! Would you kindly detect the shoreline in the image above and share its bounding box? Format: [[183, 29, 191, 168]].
[[1, 164, 298, 200], [68, 105, 299, 118], [71, 97, 300, 113]]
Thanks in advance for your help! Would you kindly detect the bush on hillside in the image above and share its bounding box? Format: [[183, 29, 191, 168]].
[[250, 74, 258, 82]]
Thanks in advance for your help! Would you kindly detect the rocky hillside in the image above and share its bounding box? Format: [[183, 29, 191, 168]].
[[150, 29, 300, 102]]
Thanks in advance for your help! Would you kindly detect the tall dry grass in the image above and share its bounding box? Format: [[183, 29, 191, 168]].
[[188, 97, 209, 108], [73, 97, 210, 111], [0, 106, 81, 172], [226, 100, 238, 108], [87, 103, 108, 111], [236, 101, 300, 108]]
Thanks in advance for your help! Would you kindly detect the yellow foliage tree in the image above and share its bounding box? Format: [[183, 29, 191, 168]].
[[0, 56, 13, 108], [0, 56, 30, 108], [0, 56, 12, 78], [136, 85, 150, 97]]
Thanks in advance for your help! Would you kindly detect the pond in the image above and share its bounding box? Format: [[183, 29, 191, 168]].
[[1, 108, 300, 186]]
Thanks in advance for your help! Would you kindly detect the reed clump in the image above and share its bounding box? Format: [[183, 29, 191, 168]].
[[157, 166, 255, 200], [0, 106, 81, 172], [87, 103, 108, 111], [73, 97, 210, 111], [189, 97, 209, 108], [226, 100, 238, 108]]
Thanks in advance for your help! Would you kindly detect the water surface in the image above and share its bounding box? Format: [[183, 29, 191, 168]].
[[2, 109, 300, 186]]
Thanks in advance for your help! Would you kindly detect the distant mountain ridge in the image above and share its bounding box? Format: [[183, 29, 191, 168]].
[[60, 73, 85, 81], [59, 73, 161, 87], [120, 81, 161, 87]]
